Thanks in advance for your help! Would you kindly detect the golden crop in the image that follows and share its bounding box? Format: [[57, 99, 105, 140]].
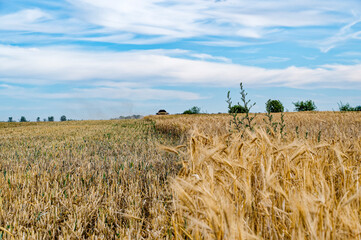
[[150, 112, 361, 239], [0, 112, 360, 239], [0, 120, 181, 239]]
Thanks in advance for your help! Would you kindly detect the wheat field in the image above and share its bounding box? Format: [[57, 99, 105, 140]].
[[0, 120, 181, 239], [1, 112, 361, 239]]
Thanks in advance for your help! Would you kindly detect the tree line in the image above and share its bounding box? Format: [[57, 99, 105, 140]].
[[182, 83, 361, 114], [7, 115, 67, 122]]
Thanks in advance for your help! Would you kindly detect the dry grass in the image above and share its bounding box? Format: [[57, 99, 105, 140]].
[[1, 112, 361, 239]]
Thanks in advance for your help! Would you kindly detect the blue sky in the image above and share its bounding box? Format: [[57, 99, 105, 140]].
[[1, 0, 361, 120]]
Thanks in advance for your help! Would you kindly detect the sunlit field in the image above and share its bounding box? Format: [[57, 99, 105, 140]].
[[1, 112, 361, 239], [0, 120, 182, 239]]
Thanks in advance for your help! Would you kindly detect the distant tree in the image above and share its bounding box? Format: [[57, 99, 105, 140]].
[[36, 117, 41, 122], [293, 100, 316, 112], [48, 116, 54, 122], [43, 118, 47, 122], [8, 117, 13, 122], [338, 102, 353, 111], [183, 106, 201, 114], [228, 104, 248, 113], [60, 115, 67, 121], [266, 99, 284, 113], [20, 116, 27, 122], [338, 102, 361, 111]]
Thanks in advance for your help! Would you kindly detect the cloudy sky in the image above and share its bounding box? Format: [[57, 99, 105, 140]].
[[1, 0, 361, 120]]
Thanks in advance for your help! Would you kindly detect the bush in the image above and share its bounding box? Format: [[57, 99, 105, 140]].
[[338, 102, 353, 111], [183, 106, 201, 114], [338, 102, 361, 111], [8, 117, 13, 122], [355, 106, 361, 111], [266, 99, 284, 113], [228, 104, 248, 113], [293, 100, 316, 112], [60, 115, 67, 121], [48, 116, 54, 122], [20, 116, 27, 122]]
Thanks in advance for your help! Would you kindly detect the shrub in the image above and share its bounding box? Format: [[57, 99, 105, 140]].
[[20, 116, 27, 122], [8, 117, 13, 122], [266, 99, 284, 113], [338, 102, 353, 111], [183, 106, 201, 114], [338, 102, 361, 111], [48, 116, 54, 122], [60, 115, 67, 121], [293, 100, 316, 112], [228, 104, 248, 113]]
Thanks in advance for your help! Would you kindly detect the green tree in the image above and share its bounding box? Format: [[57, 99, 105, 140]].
[[36, 117, 41, 122], [228, 104, 248, 113], [338, 102, 361, 111], [338, 102, 353, 111], [60, 115, 67, 121], [266, 99, 284, 113], [293, 100, 316, 112], [48, 116, 54, 122], [8, 117, 13, 122], [355, 106, 361, 111], [20, 116, 27, 122], [183, 106, 201, 114]]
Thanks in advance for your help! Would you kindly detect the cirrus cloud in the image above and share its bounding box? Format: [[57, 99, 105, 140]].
[[2, 0, 361, 47]]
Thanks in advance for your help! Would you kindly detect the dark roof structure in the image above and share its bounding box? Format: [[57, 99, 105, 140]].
[[156, 109, 169, 115]]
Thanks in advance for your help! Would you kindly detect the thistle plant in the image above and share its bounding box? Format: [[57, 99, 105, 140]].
[[263, 111, 278, 135], [226, 83, 257, 136], [263, 105, 286, 139], [295, 126, 299, 138], [279, 112, 286, 139]]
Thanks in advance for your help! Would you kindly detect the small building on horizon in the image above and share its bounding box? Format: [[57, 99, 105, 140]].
[[156, 109, 169, 115]]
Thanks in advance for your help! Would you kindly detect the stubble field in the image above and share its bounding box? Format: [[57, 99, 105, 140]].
[[0, 112, 361, 239]]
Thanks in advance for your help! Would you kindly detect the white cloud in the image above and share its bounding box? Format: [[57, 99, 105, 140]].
[[319, 18, 361, 52], [0, 8, 85, 34], [2, 0, 360, 46], [246, 56, 290, 64], [190, 53, 231, 63], [69, 0, 354, 32], [1, 45, 361, 92], [193, 40, 263, 47], [0, 79, 201, 101]]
